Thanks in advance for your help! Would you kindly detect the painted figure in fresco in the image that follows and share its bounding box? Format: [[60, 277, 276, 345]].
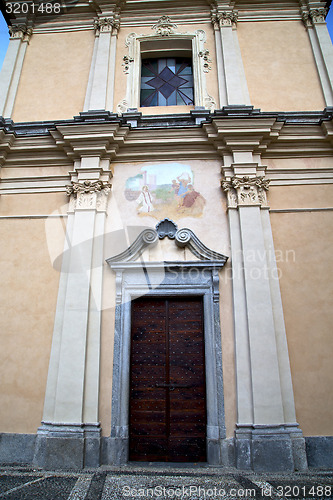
[[170, 179, 180, 196], [176, 172, 191, 206], [178, 183, 206, 216], [177, 172, 191, 195], [181, 184, 200, 208], [126, 165, 206, 219], [136, 185, 154, 213]]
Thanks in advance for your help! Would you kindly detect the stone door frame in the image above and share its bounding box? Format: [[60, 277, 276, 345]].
[[106, 262, 227, 465]]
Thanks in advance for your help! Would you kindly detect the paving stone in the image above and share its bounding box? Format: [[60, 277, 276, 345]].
[[0, 465, 333, 500]]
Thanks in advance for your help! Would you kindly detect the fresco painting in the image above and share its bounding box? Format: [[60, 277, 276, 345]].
[[125, 163, 206, 220]]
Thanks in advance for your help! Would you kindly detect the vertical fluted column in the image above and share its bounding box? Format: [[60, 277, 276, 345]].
[[0, 25, 32, 117]]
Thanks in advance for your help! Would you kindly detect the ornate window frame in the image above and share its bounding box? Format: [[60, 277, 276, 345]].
[[105, 221, 228, 465], [118, 25, 216, 113]]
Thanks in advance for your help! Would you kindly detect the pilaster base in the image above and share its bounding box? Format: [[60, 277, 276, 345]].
[[235, 424, 308, 472], [207, 438, 223, 465], [102, 436, 129, 465], [3, 431, 333, 469], [33, 422, 101, 470]]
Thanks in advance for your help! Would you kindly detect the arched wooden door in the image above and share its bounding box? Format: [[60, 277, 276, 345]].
[[129, 296, 206, 462]]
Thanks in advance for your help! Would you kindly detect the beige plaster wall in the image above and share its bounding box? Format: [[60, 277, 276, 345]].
[[1, 166, 70, 180], [12, 31, 94, 122], [98, 159, 236, 437], [270, 185, 333, 436], [0, 218, 65, 433], [0, 193, 69, 216], [219, 259, 237, 438], [114, 23, 219, 114], [237, 21, 326, 111], [0, 192, 67, 433], [269, 183, 333, 210], [267, 157, 333, 173]]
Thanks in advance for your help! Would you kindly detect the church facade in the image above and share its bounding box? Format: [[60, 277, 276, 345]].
[[0, 0, 332, 471]]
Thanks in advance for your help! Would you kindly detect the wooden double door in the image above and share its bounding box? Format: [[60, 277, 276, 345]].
[[129, 296, 207, 462]]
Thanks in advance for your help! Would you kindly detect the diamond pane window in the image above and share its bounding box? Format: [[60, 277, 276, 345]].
[[140, 57, 194, 107]]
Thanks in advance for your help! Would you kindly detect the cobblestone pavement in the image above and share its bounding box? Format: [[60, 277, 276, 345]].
[[0, 465, 332, 500]]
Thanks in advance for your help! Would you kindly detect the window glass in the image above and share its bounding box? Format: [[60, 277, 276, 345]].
[[140, 57, 194, 107]]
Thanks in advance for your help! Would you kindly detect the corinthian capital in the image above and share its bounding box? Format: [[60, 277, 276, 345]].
[[309, 8, 328, 24], [93, 17, 117, 35], [221, 176, 270, 208], [66, 180, 112, 211], [210, 7, 220, 29], [301, 12, 312, 29], [218, 11, 238, 27], [9, 25, 33, 42]]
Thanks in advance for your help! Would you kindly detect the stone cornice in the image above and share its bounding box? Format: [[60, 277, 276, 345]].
[[3, 0, 329, 34], [49, 115, 129, 161], [1, 108, 332, 137], [0, 108, 332, 165], [0, 129, 15, 167]]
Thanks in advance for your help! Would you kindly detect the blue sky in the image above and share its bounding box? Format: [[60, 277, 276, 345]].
[[0, 6, 332, 73]]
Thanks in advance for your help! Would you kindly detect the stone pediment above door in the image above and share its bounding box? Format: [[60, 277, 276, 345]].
[[106, 218, 228, 267]]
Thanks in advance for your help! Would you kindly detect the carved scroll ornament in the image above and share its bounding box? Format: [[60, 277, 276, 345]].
[[9, 25, 33, 42], [66, 180, 112, 211], [93, 16, 120, 35], [152, 16, 178, 36], [221, 176, 270, 208], [211, 10, 238, 28], [302, 8, 328, 28]]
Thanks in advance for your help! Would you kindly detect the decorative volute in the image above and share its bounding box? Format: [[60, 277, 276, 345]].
[[106, 218, 228, 264]]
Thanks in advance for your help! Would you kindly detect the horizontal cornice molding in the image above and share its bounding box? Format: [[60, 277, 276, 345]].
[[0, 108, 332, 167], [5, 0, 329, 34], [1, 108, 332, 135]]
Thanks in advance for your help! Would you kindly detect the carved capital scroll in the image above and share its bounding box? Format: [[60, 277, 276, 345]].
[[218, 11, 238, 28], [309, 8, 328, 24], [302, 8, 328, 28], [93, 16, 120, 35], [9, 25, 33, 42], [66, 180, 112, 211], [221, 176, 270, 208]]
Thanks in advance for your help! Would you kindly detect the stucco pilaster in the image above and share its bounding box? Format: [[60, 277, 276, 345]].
[[302, 7, 333, 106], [221, 158, 307, 470], [0, 25, 32, 117], [84, 13, 120, 112], [210, 7, 250, 106], [35, 151, 112, 468]]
